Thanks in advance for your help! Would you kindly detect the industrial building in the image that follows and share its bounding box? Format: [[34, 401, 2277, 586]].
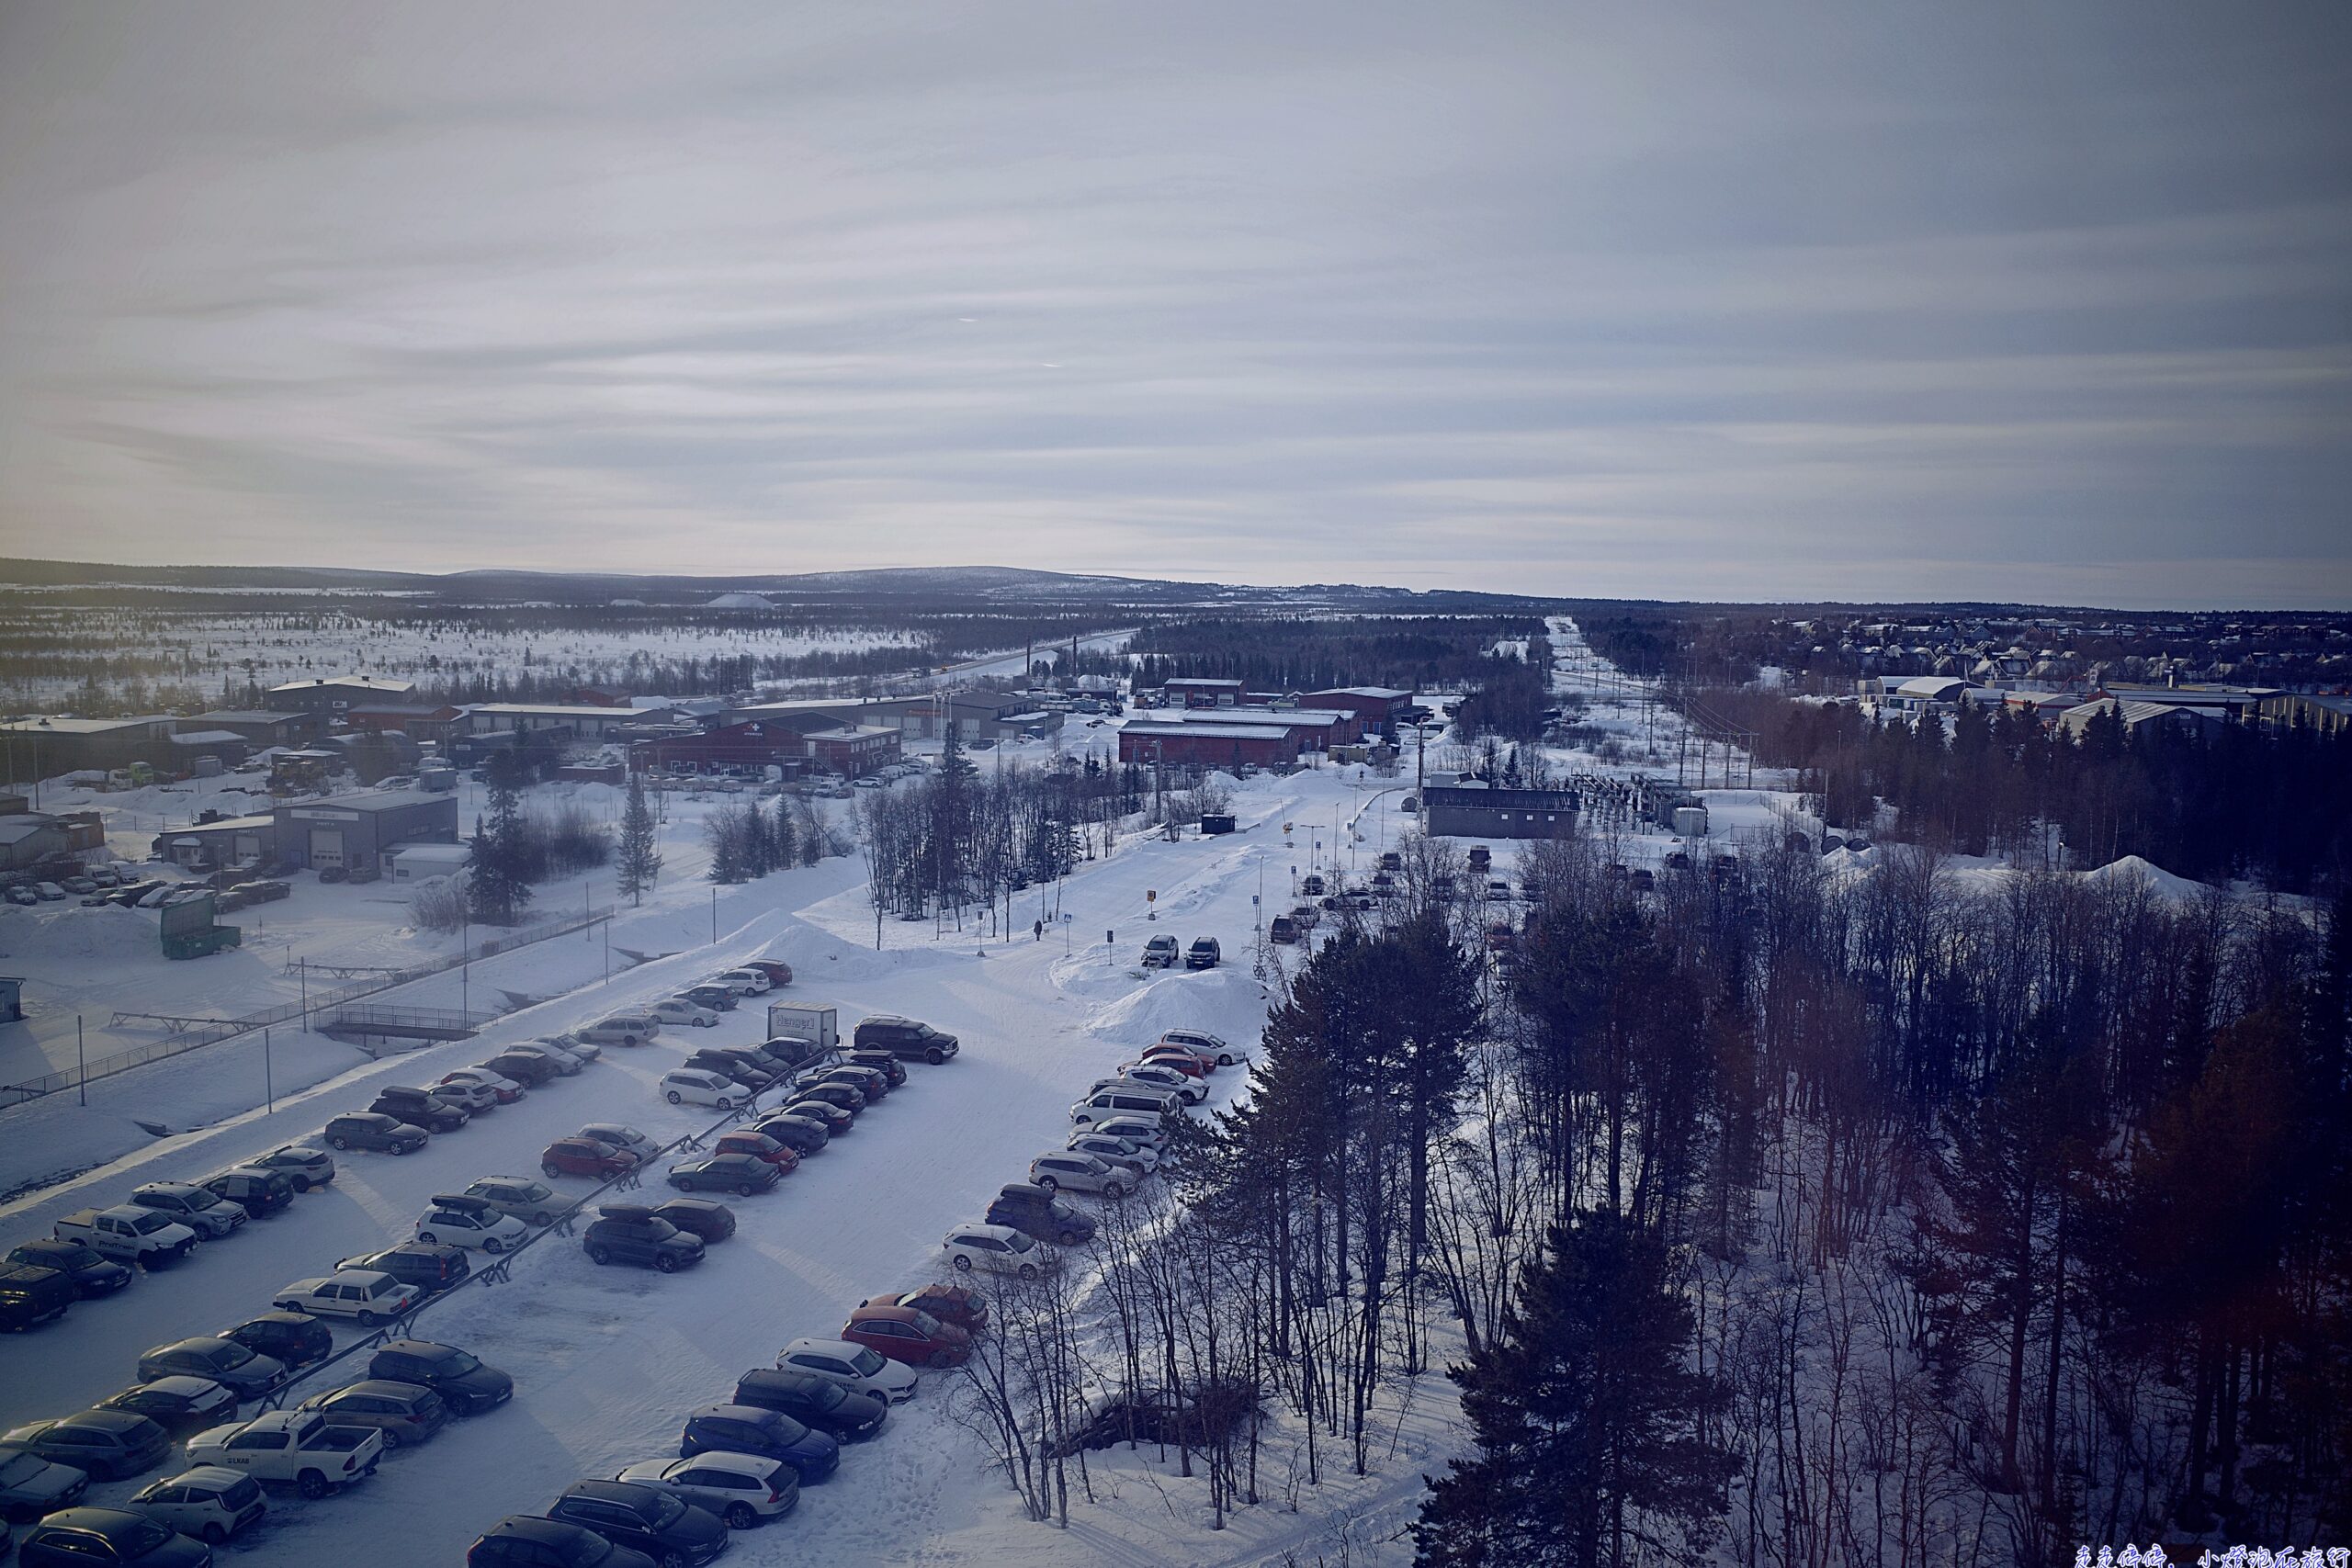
[[2259, 692, 2352, 736], [729, 692, 1057, 746], [275, 790, 461, 874], [266, 674, 417, 712], [1420, 784, 1579, 840], [803, 726, 902, 775], [1296, 687, 1415, 733], [466, 703, 678, 740], [1160, 678, 1249, 707], [631, 720, 814, 775], [187, 711, 328, 748], [343, 705, 470, 744], [1120, 722, 1300, 771], [0, 716, 178, 779]]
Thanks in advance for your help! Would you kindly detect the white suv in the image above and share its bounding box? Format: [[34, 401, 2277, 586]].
[[1159, 1028, 1249, 1067], [662, 1068, 743, 1111], [414, 1194, 529, 1253], [1029, 1149, 1132, 1199]]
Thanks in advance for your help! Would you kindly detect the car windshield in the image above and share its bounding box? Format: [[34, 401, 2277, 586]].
[[50, 1244, 102, 1268], [213, 1341, 253, 1368], [1004, 1231, 1036, 1254], [645, 1219, 680, 1240], [561, 1535, 616, 1567], [0, 1450, 44, 1483], [848, 1347, 887, 1376], [910, 1311, 944, 1336], [130, 1211, 175, 1235], [641, 1492, 685, 1527], [114, 1520, 176, 1554], [810, 1380, 846, 1410], [434, 1349, 482, 1375], [518, 1183, 553, 1202]]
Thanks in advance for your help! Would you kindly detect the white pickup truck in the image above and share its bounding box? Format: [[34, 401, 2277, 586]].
[[185, 1410, 383, 1498], [54, 1205, 199, 1268]]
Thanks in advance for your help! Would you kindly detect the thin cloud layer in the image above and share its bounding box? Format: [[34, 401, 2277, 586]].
[[1, 2, 2346, 604]]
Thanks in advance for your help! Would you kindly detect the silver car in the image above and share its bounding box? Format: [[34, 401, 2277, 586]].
[[615, 1452, 797, 1529]]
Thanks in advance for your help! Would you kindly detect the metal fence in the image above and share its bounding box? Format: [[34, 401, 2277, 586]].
[[0, 904, 614, 1110]]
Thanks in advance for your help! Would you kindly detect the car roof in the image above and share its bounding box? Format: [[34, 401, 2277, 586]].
[[134, 1376, 218, 1398], [691, 1404, 781, 1423], [781, 1337, 860, 1357], [484, 1517, 589, 1545], [668, 1449, 775, 1476]]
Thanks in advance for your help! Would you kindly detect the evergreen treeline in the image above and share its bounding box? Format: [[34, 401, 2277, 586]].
[[1130, 615, 1549, 694], [1451, 636, 1555, 740]]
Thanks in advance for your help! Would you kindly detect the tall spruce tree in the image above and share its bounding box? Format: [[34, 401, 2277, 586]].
[[1414, 1213, 1734, 1568], [467, 758, 533, 925], [616, 773, 661, 906]]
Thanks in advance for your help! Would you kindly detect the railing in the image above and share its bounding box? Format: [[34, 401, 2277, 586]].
[[0, 904, 615, 1110]]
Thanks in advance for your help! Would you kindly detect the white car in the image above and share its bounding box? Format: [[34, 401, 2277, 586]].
[[1158, 1028, 1250, 1067], [439, 1066, 524, 1101], [578, 1122, 662, 1165], [943, 1223, 1051, 1279], [127, 1464, 267, 1543], [775, 1337, 919, 1404], [270, 1269, 420, 1324], [578, 1011, 662, 1047], [537, 1033, 601, 1064], [1067, 1131, 1159, 1178], [652, 998, 721, 1029], [428, 1078, 500, 1113], [615, 1453, 797, 1529], [414, 1195, 529, 1253], [713, 968, 770, 995], [1090, 1115, 1168, 1151], [1091, 1065, 1207, 1104], [1029, 1148, 1133, 1198], [503, 1042, 583, 1077], [252, 1144, 336, 1190], [462, 1176, 568, 1226], [661, 1068, 743, 1111]]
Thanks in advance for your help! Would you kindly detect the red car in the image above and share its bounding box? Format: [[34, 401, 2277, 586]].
[[864, 1281, 988, 1336], [744, 960, 795, 988], [714, 1130, 800, 1172], [540, 1137, 638, 1180], [1136, 1046, 1211, 1078], [841, 1303, 972, 1369]]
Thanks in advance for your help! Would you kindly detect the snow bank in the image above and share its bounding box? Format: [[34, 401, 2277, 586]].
[[2083, 853, 2209, 905], [1084, 965, 1272, 1047]]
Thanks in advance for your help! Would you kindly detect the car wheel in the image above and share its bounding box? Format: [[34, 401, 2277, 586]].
[[418, 1232, 438, 1247], [927, 1048, 944, 1065], [735, 1183, 755, 1198], [1035, 1175, 1057, 1193], [623, 1034, 639, 1047], [587, 1245, 612, 1265], [533, 1210, 557, 1225], [654, 1252, 679, 1273], [662, 1551, 689, 1568], [356, 1310, 379, 1325], [329, 1136, 351, 1151], [379, 1427, 401, 1450], [1018, 1263, 1038, 1280], [725, 1503, 758, 1530], [1221, 1053, 1238, 1066], [542, 1163, 563, 1179], [202, 1523, 228, 1545], [392, 1143, 413, 1156], [297, 1469, 329, 1499], [952, 1254, 973, 1272], [1059, 1230, 1082, 1247], [717, 1097, 735, 1111], [665, 1090, 684, 1105], [291, 1175, 312, 1192], [929, 1349, 956, 1369], [483, 1237, 505, 1255]]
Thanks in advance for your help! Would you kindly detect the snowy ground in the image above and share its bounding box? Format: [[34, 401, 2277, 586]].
[[0, 758, 1464, 1568]]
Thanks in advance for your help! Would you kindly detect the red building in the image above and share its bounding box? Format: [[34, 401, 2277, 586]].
[[803, 726, 900, 776], [630, 721, 808, 774], [1119, 722, 1299, 770], [1297, 687, 1413, 733]]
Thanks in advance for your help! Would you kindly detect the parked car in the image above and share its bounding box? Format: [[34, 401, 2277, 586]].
[[12, 1507, 210, 1567], [345, 864, 381, 885], [535, 1032, 601, 1065], [650, 998, 720, 1030], [1140, 934, 1180, 968], [0, 1445, 90, 1523], [648, 1198, 735, 1246], [334, 1243, 470, 1298], [1029, 1148, 1134, 1199], [612, 1454, 796, 1531], [34, 883, 64, 901], [5, 1240, 131, 1299], [988, 1183, 1096, 1246], [772, 1338, 917, 1404], [124, 1466, 266, 1546], [96, 1378, 238, 1437], [249, 1145, 334, 1190], [541, 1137, 637, 1180], [1268, 915, 1299, 943], [841, 1049, 907, 1087], [942, 1224, 1048, 1279], [865, 1281, 988, 1335], [1089, 1113, 1170, 1151], [546, 1480, 728, 1566], [659, 1069, 742, 1111], [1185, 936, 1222, 969], [851, 1014, 959, 1064], [728, 1367, 888, 1444], [366, 1341, 513, 1416], [468, 1516, 655, 1568], [322, 1112, 427, 1156], [294, 1382, 447, 1450], [218, 1313, 333, 1371], [1101, 1063, 1208, 1104], [135, 1339, 284, 1400], [712, 967, 770, 995], [578, 1123, 662, 1165], [711, 1130, 798, 1171], [183, 1410, 379, 1498], [198, 1168, 294, 1219], [742, 960, 794, 988], [0, 1263, 74, 1331], [1140, 1038, 1219, 1074], [1066, 1131, 1159, 1179], [582, 1206, 706, 1272], [577, 1012, 662, 1047], [667, 1154, 778, 1198], [479, 1050, 558, 1089], [749, 1111, 829, 1156], [1124, 1047, 1205, 1080], [61, 876, 96, 896], [679, 985, 737, 1013], [268, 1269, 421, 1325], [679, 1404, 841, 1483], [818, 1064, 888, 1102], [462, 1176, 568, 1226], [682, 1049, 773, 1091], [778, 1097, 852, 1134], [504, 1041, 584, 1077], [786, 1080, 863, 1120], [4, 885, 38, 906], [840, 1303, 971, 1369], [1, 1413, 172, 1482], [440, 1066, 526, 1105], [127, 1184, 247, 1241], [414, 1195, 527, 1254], [366, 1087, 469, 1134], [1069, 1085, 1182, 1128]]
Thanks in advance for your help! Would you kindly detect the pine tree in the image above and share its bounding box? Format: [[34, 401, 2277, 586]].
[[467, 759, 534, 925], [772, 792, 798, 871], [1413, 1213, 1735, 1568], [616, 773, 661, 907], [707, 802, 747, 884]]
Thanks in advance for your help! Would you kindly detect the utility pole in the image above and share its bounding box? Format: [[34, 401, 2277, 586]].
[[77, 1015, 85, 1106], [264, 1028, 274, 1113]]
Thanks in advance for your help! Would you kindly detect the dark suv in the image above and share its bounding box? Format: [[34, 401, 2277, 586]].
[[367, 1340, 513, 1416], [842, 1049, 907, 1087], [1185, 937, 1221, 969], [5, 1239, 131, 1299], [729, 1369, 888, 1443], [221, 1311, 334, 1370], [546, 1481, 726, 1566], [987, 1182, 1096, 1247], [851, 1014, 959, 1065], [322, 1113, 426, 1155], [337, 1243, 470, 1297], [583, 1207, 706, 1272], [201, 1168, 296, 1218], [368, 1087, 469, 1134], [679, 1405, 839, 1484]]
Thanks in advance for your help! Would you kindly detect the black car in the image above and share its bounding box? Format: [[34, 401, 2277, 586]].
[[0, 1445, 91, 1522], [679, 985, 737, 1013], [5, 1240, 132, 1300], [322, 1112, 427, 1155], [842, 1049, 908, 1088], [1185, 937, 1221, 969], [367, 1087, 469, 1134], [787, 1081, 863, 1118], [0, 1413, 171, 1481], [988, 1183, 1097, 1247], [200, 1168, 295, 1218], [546, 1481, 726, 1567], [729, 1368, 888, 1443], [851, 1014, 959, 1064], [469, 1516, 654, 1568], [368, 1340, 513, 1416], [17, 1507, 210, 1568], [582, 1207, 706, 1272], [749, 1112, 828, 1156], [134, 1338, 284, 1400], [648, 1199, 735, 1246], [0, 1264, 74, 1332], [220, 1312, 334, 1370], [336, 1243, 470, 1297], [665, 1155, 776, 1199], [480, 1052, 558, 1089], [678, 1406, 839, 1484], [95, 1379, 239, 1438]]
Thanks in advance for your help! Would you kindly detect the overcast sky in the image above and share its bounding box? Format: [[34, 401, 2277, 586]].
[[1, 3, 2346, 606]]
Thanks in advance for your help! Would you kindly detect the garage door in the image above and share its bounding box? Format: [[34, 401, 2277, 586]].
[[308, 828, 345, 868]]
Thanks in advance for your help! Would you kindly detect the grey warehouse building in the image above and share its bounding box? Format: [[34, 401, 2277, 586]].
[[276, 789, 460, 874], [1420, 785, 1578, 840]]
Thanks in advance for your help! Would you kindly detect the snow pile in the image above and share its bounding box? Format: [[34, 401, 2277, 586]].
[[2083, 853, 2209, 905], [1084, 964, 1272, 1048], [0, 902, 162, 967]]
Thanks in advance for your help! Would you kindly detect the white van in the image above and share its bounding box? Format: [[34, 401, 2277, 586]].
[[1070, 1085, 1183, 1128], [661, 1068, 742, 1111], [579, 1011, 662, 1047]]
